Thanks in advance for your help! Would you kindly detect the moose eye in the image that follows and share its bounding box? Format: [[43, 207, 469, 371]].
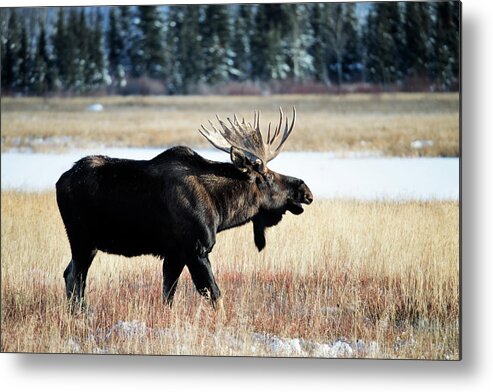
[[265, 173, 274, 181]]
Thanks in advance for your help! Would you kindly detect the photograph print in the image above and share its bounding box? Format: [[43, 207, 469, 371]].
[[1, 1, 460, 359]]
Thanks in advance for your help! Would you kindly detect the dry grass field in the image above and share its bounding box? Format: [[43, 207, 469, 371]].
[[1, 191, 459, 359], [1, 93, 459, 156]]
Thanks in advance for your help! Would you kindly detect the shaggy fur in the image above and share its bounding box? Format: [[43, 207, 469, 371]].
[[56, 146, 313, 308]]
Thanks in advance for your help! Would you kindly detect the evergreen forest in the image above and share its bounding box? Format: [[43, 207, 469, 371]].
[[0, 2, 460, 96]]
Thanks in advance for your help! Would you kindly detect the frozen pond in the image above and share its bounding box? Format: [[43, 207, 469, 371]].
[[1, 148, 459, 200]]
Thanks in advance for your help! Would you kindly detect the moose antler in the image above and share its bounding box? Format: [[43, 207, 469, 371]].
[[199, 107, 296, 163]]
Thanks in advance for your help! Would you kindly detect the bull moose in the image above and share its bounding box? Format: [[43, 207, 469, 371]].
[[56, 108, 313, 309]]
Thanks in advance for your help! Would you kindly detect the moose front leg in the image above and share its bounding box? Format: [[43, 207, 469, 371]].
[[162, 259, 185, 307], [187, 254, 222, 309]]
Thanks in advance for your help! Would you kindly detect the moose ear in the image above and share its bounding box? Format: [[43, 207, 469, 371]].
[[231, 146, 267, 175], [230, 146, 250, 172]]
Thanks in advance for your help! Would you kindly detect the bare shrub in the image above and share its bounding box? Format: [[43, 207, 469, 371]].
[[120, 77, 167, 96], [218, 81, 264, 96], [402, 73, 433, 92]]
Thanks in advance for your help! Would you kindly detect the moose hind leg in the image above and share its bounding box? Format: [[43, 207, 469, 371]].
[[162, 259, 185, 307], [187, 255, 221, 308], [64, 247, 96, 308]]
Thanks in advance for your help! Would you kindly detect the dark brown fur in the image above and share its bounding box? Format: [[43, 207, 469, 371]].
[[56, 146, 312, 308]]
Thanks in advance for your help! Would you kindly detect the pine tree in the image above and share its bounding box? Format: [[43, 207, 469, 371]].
[[402, 2, 430, 80], [128, 7, 145, 78], [107, 7, 125, 87], [251, 4, 285, 81], [364, 2, 402, 87], [64, 8, 83, 92], [166, 5, 203, 93], [102, 6, 132, 85], [326, 4, 359, 86], [118, 6, 133, 79], [251, 3, 313, 82], [181, 5, 203, 90], [2, 9, 21, 91], [165, 5, 182, 92], [137, 5, 166, 79], [18, 22, 31, 93], [341, 3, 361, 83], [200, 4, 232, 85], [86, 9, 108, 90], [250, 5, 269, 81], [432, 1, 460, 91], [267, 27, 288, 80], [1, 10, 7, 88], [310, 3, 329, 83], [53, 7, 71, 90], [76, 9, 90, 92], [231, 5, 253, 81], [283, 4, 313, 81], [32, 22, 54, 95]]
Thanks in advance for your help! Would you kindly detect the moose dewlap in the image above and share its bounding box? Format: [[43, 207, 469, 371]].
[[56, 108, 313, 309]]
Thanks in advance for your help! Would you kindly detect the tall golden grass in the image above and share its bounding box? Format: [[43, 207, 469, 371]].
[[1, 93, 459, 156], [1, 191, 459, 359]]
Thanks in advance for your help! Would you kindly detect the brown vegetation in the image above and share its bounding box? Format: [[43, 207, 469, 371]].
[[1, 191, 459, 359]]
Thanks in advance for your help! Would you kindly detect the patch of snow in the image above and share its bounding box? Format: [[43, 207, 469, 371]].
[[353, 339, 380, 357], [32, 136, 73, 146], [312, 343, 335, 357], [1, 148, 459, 201], [410, 140, 434, 149], [67, 337, 80, 353], [331, 340, 354, 357], [86, 103, 104, 112], [212, 329, 243, 352], [11, 136, 22, 146], [267, 337, 302, 356], [311, 340, 353, 358], [69, 323, 381, 358], [252, 333, 302, 356], [332, 149, 384, 158], [92, 347, 110, 354], [250, 332, 375, 358], [6, 136, 75, 153], [106, 320, 149, 339]]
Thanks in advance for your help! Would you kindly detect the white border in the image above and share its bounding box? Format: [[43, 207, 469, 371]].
[[2, 0, 492, 391]]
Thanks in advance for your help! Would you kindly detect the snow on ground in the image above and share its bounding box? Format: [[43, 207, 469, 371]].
[[410, 139, 434, 149], [1, 147, 459, 200], [67, 319, 381, 358], [86, 103, 104, 112]]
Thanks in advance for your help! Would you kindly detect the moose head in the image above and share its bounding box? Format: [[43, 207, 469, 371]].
[[200, 108, 313, 250]]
